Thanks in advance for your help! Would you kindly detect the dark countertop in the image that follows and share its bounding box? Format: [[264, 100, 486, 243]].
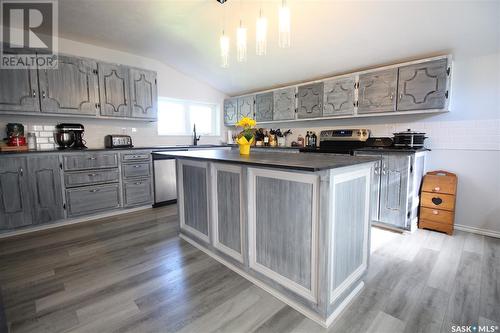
[[355, 147, 431, 153], [154, 149, 379, 172], [0, 144, 228, 155]]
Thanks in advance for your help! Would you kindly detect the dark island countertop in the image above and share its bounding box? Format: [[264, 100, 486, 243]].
[[154, 149, 379, 172]]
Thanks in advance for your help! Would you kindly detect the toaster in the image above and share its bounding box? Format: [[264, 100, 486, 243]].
[[104, 135, 133, 148]]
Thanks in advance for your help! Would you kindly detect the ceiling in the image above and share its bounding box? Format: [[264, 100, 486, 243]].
[[58, 0, 499, 96]]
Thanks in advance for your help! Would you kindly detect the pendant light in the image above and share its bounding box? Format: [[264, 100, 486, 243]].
[[220, 30, 230, 68], [236, 21, 247, 62], [256, 8, 267, 56], [279, 0, 291, 48]]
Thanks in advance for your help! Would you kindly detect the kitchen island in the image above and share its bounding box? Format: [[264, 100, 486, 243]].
[[153, 149, 378, 327]]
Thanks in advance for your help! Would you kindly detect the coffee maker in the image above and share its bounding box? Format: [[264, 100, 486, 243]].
[[54, 123, 87, 149]]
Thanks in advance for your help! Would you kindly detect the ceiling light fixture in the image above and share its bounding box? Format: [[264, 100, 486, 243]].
[[278, 0, 291, 48], [236, 20, 247, 62], [220, 30, 230, 68], [256, 8, 267, 56]]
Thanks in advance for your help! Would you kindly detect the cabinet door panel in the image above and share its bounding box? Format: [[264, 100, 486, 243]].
[[297, 82, 324, 119], [223, 98, 238, 125], [379, 154, 410, 228], [0, 68, 40, 112], [38, 55, 99, 115], [98, 63, 131, 117], [273, 87, 296, 121], [123, 179, 153, 207], [255, 92, 273, 122], [397, 59, 449, 111], [180, 162, 209, 240], [323, 77, 355, 116], [130, 68, 157, 119], [66, 184, 120, 217], [0, 158, 32, 229], [358, 69, 397, 114], [28, 155, 64, 224], [237, 95, 255, 120]]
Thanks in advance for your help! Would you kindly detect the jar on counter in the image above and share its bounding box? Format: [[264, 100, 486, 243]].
[[27, 132, 37, 150]]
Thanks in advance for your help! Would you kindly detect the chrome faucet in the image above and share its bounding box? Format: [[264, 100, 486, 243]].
[[193, 124, 201, 146]]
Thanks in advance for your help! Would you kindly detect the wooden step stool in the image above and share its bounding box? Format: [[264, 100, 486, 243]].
[[419, 170, 458, 235]]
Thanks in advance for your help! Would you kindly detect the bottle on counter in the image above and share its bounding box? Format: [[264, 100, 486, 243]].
[[311, 132, 317, 148], [263, 131, 270, 146], [27, 132, 37, 150], [305, 131, 310, 147], [297, 134, 304, 147]]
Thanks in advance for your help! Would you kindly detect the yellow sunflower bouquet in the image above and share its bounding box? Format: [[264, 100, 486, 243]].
[[235, 117, 257, 155]]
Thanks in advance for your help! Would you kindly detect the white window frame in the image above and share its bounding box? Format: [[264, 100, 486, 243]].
[[157, 97, 220, 136]]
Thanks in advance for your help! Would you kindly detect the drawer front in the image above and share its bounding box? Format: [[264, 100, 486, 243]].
[[66, 184, 121, 217], [420, 207, 454, 225], [421, 192, 455, 211], [123, 179, 152, 207], [65, 169, 119, 187], [121, 151, 151, 162], [64, 153, 118, 171], [422, 174, 457, 195], [122, 162, 151, 179], [419, 219, 453, 235]]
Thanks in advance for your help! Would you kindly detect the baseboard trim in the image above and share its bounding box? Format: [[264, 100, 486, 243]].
[[454, 224, 500, 238], [0, 205, 153, 239], [180, 233, 363, 328]]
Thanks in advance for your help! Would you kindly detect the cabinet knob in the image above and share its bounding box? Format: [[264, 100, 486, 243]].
[[18, 168, 23, 176], [90, 189, 99, 193], [399, 93, 403, 100], [32, 89, 36, 98], [432, 210, 439, 215], [42, 91, 46, 99], [434, 186, 441, 192], [88, 173, 97, 177], [133, 165, 141, 168]]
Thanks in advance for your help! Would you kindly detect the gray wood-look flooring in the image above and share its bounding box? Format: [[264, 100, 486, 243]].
[[0, 206, 498, 333]]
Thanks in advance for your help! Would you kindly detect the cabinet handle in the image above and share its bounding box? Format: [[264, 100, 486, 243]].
[[133, 165, 141, 168], [135, 182, 142, 185], [432, 210, 439, 215], [390, 94, 393, 100], [399, 93, 403, 100], [42, 91, 46, 99], [382, 163, 387, 175], [90, 189, 99, 193], [433, 186, 441, 192], [88, 157, 97, 160], [88, 173, 97, 177], [32, 89, 36, 98], [18, 168, 23, 176]]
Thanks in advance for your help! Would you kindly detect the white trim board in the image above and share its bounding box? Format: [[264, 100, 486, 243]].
[[180, 233, 364, 328], [0, 205, 152, 239], [454, 224, 500, 239]]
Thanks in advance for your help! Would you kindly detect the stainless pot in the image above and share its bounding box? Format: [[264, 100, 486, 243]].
[[393, 129, 427, 148], [54, 131, 75, 148]]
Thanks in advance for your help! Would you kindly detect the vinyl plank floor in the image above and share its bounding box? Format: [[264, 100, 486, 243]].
[[0, 206, 497, 333]]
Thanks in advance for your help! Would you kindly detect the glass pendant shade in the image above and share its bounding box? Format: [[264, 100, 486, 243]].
[[236, 23, 247, 62], [256, 13, 267, 56], [279, 1, 291, 48], [220, 32, 230, 68]]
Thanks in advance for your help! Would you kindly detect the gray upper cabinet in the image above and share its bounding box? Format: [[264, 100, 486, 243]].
[[27, 155, 64, 224], [397, 59, 449, 111], [379, 154, 410, 228], [357, 69, 398, 114], [255, 92, 273, 122], [224, 98, 238, 125], [297, 82, 324, 119], [323, 77, 355, 116], [129, 68, 158, 119], [0, 68, 40, 113], [237, 95, 255, 120], [273, 87, 296, 121], [98, 62, 131, 117], [38, 55, 99, 115], [0, 157, 32, 229]]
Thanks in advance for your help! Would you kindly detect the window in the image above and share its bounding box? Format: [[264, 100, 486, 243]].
[[157, 97, 220, 136]]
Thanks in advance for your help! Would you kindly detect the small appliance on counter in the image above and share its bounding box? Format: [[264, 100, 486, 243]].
[[6, 123, 26, 146], [104, 134, 133, 148], [54, 123, 87, 149], [393, 129, 427, 148]]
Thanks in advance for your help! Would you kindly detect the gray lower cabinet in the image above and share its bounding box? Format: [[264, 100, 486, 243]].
[[255, 92, 273, 122], [379, 154, 410, 228], [64, 168, 120, 187], [297, 82, 324, 119], [27, 155, 64, 224], [237, 95, 255, 120], [178, 160, 209, 241], [66, 184, 121, 217], [98, 62, 131, 117], [397, 59, 449, 111], [0, 157, 32, 229], [120, 151, 153, 208], [357, 69, 398, 114], [323, 77, 355, 116], [224, 98, 238, 125], [63, 153, 118, 171], [122, 162, 151, 179], [0, 68, 40, 113], [273, 87, 296, 121], [123, 179, 153, 207], [129, 68, 158, 119], [38, 55, 99, 115], [212, 164, 243, 261]]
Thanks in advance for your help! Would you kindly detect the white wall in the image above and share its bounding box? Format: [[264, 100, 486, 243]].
[[0, 37, 228, 147]]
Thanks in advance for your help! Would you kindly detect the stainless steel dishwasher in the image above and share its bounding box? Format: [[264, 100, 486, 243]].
[[152, 151, 185, 207]]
